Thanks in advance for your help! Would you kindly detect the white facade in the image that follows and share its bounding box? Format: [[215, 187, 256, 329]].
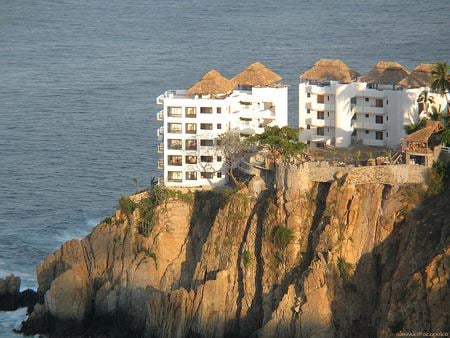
[[156, 86, 288, 187], [299, 80, 438, 149]]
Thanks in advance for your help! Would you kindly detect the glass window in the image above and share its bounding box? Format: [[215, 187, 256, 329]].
[[185, 139, 197, 150], [185, 107, 196, 118], [168, 171, 183, 182], [216, 107, 222, 114], [306, 109, 310, 114], [168, 155, 182, 166], [365, 130, 369, 134], [365, 97, 369, 102], [307, 93, 311, 98], [317, 127, 324, 136], [185, 155, 197, 164], [200, 139, 214, 146], [307, 125, 311, 130], [200, 156, 213, 162], [375, 115, 383, 124], [200, 107, 213, 114], [200, 123, 213, 130], [376, 99, 383, 108], [168, 123, 182, 133], [167, 107, 182, 117], [317, 95, 324, 103], [201, 172, 214, 179], [217, 156, 222, 162], [185, 123, 197, 134], [376, 131, 383, 140], [217, 172, 222, 178], [185, 172, 197, 180], [317, 111, 324, 120], [168, 139, 182, 150], [217, 123, 222, 129], [365, 114, 369, 118]]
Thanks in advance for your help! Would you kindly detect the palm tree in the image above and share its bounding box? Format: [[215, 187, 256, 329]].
[[417, 90, 435, 117], [430, 62, 449, 112]]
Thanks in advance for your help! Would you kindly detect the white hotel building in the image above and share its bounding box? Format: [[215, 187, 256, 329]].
[[155, 62, 288, 187], [299, 60, 446, 148]]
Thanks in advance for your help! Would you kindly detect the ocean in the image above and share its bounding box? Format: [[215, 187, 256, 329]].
[[0, 0, 448, 335]]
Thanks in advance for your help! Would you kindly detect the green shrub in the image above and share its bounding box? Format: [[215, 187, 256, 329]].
[[102, 217, 112, 225], [243, 250, 252, 269], [337, 256, 353, 281], [141, 248, 158, 269], [426, 160, 450, 197], [271, 225, 294, 249], [118, 196, 137, 214]]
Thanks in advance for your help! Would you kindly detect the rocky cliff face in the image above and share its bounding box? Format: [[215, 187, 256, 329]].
[[22, 173, 449, 337]]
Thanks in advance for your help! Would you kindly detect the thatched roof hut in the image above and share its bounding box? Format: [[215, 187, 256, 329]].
[[232, 62, 282, 87], [299, 59, 360, 84], [359, 61, 410, 85], [187, 69, 236, 96], [410, 63, 434, 85], [402, 128, 435, 143], [399, 72, 429, 88]]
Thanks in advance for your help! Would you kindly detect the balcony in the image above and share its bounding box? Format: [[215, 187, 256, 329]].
[[157, 126, 164, 138], [157, 159, 163, 169], [156, 110, 163, 121], [310, 134, 331, 143], [311, 102, 334, 111], [363, 139, 386, 147], [157, 143, 163, 153], [352, 121, 387, 130], [354, 105, 385, 114], [156, 95, 164, 105]]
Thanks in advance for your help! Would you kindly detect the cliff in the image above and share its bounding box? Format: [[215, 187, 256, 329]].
[[22, 168, 449, 337]]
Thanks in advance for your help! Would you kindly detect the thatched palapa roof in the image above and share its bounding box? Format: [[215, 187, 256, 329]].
[[187, 69, 236, 95], [398, 72, 429, 88], [409, 63, 434, 85], [232, 62, 282, 87], [299, 59, 360, 84], [360, 61, 410, 85], [402, 128, 435, 143]]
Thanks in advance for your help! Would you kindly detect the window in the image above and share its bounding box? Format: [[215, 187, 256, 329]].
[[375, 115, 383, 124], [168, 139, 182, 150], [307, 93, 311, 98], [185, 107, 196, 118], [216, 138, 222, 146], [365, 130, 369, 134], [317, 127, 324, 136], [167, 107, 182, 117], [365, 114, 369, 118], [317, 111, 325, 120], [217, 156, 222, 162], [217, 123, 222, 129], [185, 155, 197, 164], [200, 107, 213, 114], [168, 155, 182, 166], [168, 171, 182, 182], [307, 125, 310, 130], [185, 172, 197, 180], [386, 100, 389, 105], [217, 172, 222, 178], [168, 123, 182, 133], [216, 107, 222, 114], [376, 99, 383, 108], [365, 97, 369, 102], [350, 97, 357, 104], [185, 139, 197, 150], [327, 96, 330, 101], [386, 132, 389, 137], [185, 123, 197, 134], [200, 123, 213, 130], [201, 172, 214, 179], [376, 131, 383, 140], [306, 109, 310, 114], [386, 116, 389, 121], [317, 95, 324, 103], [327, 112, 330, 117], [200, 156, 213, 162], [200, 139, 214, 147]]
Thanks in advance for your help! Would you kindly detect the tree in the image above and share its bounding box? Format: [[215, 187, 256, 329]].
[[430, 62, 449, 112], [249, 126, 307, 164], [417, 90, 435, 116], [218, 131, 253, 186], [441, 128, 450, 146]]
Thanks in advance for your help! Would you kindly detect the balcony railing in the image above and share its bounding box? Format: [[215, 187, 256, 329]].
[[156, 110, 163, 121], [352, 121, 387, 130], [157, 126, 164, 138], [157, 159, 163, 169], [354, 105, 385, 114], [157, 143, 163, 153]]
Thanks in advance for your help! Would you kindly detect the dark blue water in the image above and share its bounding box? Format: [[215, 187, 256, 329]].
[[0, 0, 448, 335]]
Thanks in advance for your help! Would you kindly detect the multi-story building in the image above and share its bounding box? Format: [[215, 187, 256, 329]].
[[299, 59, 445, 148], [156, 62, 288, 187]]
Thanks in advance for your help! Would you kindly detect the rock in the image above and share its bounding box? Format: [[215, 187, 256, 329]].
[[0, 274, 21, 310], [334, 169, 344, 180], [248, 175, 266, 198]]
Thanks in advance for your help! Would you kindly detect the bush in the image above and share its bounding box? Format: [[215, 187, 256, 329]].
[[102, 217, 112, 225], [337, 257, 353, 281], [118, 196, 137, 214], [426, 160, 450, 197], [271, 225, 294, 249], [243, 250, 252, 269]]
